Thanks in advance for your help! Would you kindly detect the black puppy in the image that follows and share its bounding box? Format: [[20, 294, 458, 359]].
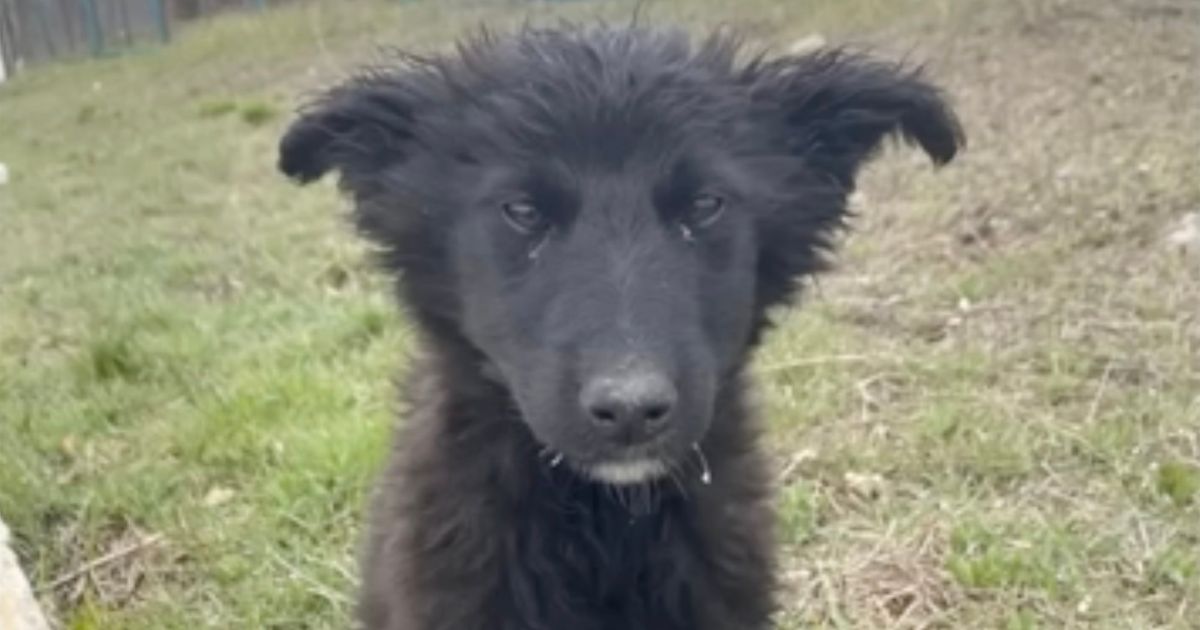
[[279, 25, 962, 630]]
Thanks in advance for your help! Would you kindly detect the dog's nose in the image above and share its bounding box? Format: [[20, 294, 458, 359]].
[[580, 364, 677, 441]]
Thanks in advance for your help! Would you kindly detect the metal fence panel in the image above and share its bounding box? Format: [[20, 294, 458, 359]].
[[1, 0, 285, 75]]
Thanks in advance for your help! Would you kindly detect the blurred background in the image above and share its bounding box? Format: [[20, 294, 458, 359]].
[[0, 0, 1196, 628]]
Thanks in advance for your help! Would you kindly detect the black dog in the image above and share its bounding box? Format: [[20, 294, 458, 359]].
[[278, 25, 962, 630]]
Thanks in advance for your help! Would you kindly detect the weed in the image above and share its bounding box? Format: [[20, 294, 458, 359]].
[[1156, 461, 1199, 507], [240, 101, 280, 126]]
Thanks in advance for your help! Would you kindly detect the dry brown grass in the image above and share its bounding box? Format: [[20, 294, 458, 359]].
[[762, 0, 1199, 627], [0, 0, 1196, 627]]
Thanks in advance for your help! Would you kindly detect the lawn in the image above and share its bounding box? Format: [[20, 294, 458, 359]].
[[0, 0, 1196, 628]]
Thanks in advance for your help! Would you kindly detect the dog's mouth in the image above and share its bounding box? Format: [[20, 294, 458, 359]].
[[543, 442, 712, 487], [585, 458, 668, 485], [543, 446, 670, 485]]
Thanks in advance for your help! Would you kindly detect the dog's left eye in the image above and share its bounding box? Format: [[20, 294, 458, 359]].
[[501, 200, 546, 233], [685, 194, 726, 229]]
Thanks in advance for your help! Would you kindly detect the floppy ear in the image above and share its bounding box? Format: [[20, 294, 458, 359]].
[[750, 50, 964, 187], [278, 81, 416, 185]]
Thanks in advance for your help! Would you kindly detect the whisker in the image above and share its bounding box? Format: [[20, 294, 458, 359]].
[[666, 461, 690, 500], [692, 443, 712, 486]]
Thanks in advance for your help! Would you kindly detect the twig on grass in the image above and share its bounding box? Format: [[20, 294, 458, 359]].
[[1084, 361, 1114, 425], [41, 533, 163, 593], [757, 354, 904, 374]]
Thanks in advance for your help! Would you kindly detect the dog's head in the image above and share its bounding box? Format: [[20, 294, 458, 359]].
[[279, 27, 962, 484]]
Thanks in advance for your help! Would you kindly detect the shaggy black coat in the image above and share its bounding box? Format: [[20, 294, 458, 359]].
[[278, 25, 962, 630], [360, 346, 775, 630]]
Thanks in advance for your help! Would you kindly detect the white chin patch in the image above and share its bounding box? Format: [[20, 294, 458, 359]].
[[587, 459, 668, 485]]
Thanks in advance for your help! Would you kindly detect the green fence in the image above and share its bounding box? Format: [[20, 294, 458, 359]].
[[0, 0, 279, 75]]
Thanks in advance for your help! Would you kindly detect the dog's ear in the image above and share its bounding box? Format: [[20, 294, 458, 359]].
[[278, 81, 416, 185], [749, 50, 964, 188]]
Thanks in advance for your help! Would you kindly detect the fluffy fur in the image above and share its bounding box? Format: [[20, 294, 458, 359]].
[[278, 25, 962, 630]]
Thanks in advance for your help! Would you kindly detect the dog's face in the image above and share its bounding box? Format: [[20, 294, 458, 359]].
[[278, 27, 962, 484], [446, 131, 760, 485]]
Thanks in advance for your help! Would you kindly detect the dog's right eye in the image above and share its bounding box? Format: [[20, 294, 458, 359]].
[[501, 201, 546, 234], [686, 194, 726, 229]]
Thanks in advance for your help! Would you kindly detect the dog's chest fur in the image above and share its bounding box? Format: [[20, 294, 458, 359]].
[[506, 471, 701, 629], [357, 358, 775, 630]]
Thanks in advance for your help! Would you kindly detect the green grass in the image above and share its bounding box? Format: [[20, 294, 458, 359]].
[[1, 0, 1197, 627], [239, 102, 280, 126]]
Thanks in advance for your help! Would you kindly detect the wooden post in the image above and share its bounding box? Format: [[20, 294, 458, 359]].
[[148, 0, 168, 43], [117, 0, 133, 47], [34, 0, 59, 59], [78, 0, 103, 56], [0, 0, 12, 82], [59, 0, 81, 55], [0, 2, 8, 83]]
